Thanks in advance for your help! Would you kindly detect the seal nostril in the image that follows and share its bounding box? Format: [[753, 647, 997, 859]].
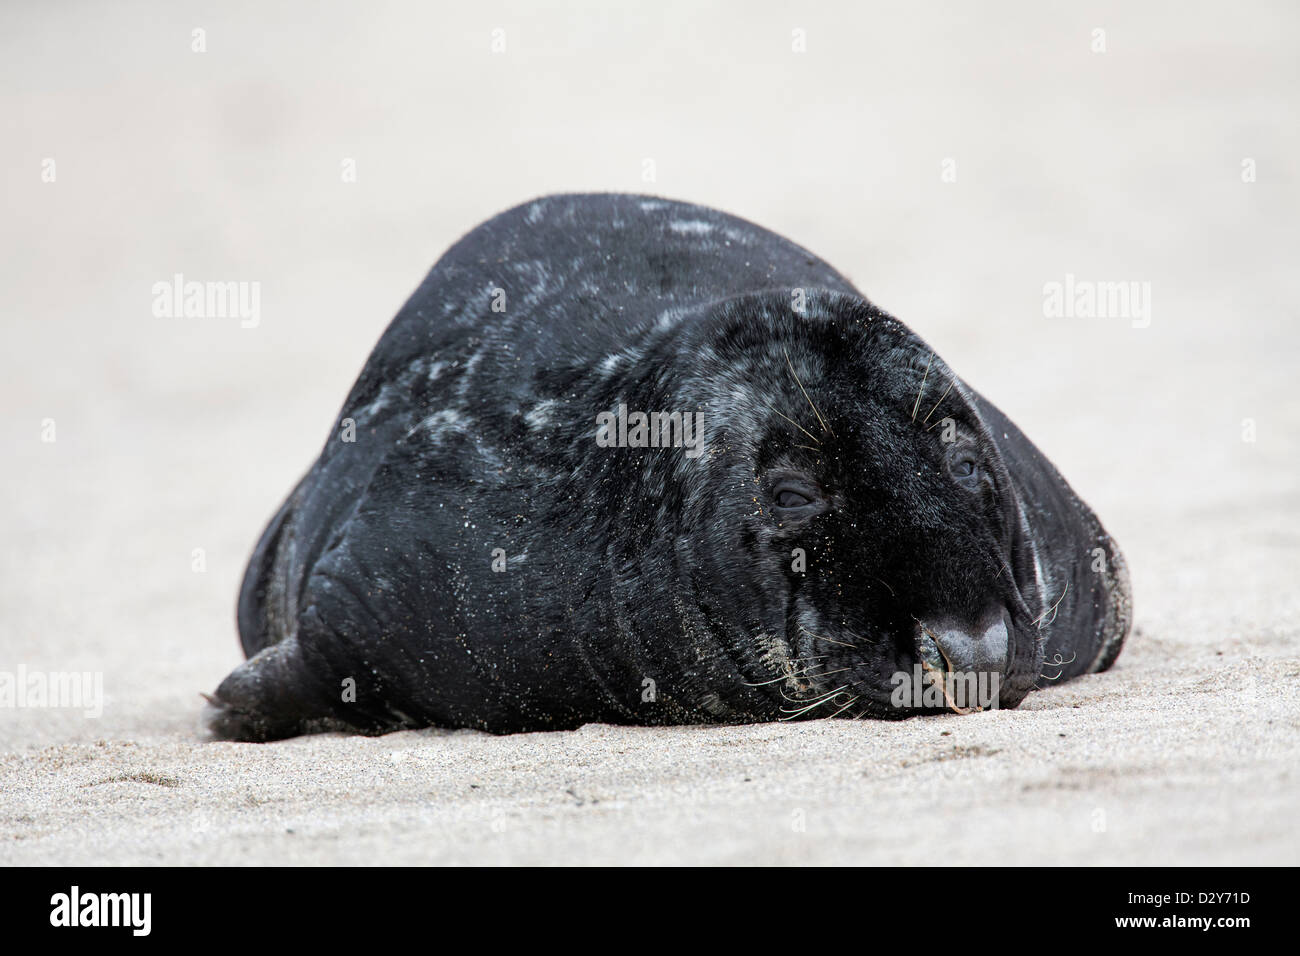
[[926, 611, 1011, 676]]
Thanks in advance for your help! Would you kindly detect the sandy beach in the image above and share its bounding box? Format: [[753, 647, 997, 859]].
[[2, 1, 1297, 865]]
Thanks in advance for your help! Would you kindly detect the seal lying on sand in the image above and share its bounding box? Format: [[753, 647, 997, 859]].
[[205, 194, 1131, 741]]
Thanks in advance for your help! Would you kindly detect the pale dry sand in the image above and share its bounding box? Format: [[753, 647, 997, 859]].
[[1, 1, 1297, 865]]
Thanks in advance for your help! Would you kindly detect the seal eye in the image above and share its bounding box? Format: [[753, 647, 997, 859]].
[[948, 452, 981, 487], [769, 478, 825, 519], [775, 489, 812, 509]]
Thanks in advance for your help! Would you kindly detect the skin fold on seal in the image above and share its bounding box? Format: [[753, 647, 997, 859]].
[[204, 193, 1132, 741]]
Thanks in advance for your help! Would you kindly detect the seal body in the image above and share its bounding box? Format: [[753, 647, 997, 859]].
[[206, 194, 1131, 741]]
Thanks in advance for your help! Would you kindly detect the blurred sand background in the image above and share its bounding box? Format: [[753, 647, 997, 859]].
[[1, 1, 1297, 864]]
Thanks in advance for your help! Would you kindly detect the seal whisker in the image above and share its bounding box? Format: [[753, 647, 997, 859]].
[[1038, 651, 1078, 682], [745, 662, 845, 688], [783, 347, 834, 437], [777, 682, 833, 704], [910, 353, 934, 422], [806, 665, 852, 679], [826, 694, 859, 719], [744, 673, 803, 687], [779, 685, 850, 718], [798, 624, 857, 649], [781, 695, 848, 717], [767, 663, 852, 693], [1033, 582, 1070, 628], [921, 376, 956, 425], [768, 405, 821, 444], [806, 635, 857, 649], [785, 679, 848, 700]]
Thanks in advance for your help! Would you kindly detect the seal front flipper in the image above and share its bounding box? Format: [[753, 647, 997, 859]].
[[209, 420, 573, 740], [202, 634, 344, 741]]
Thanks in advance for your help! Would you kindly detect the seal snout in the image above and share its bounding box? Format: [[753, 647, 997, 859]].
[[915, 610, 1013, 713], [926, 611, 1011, 676]]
